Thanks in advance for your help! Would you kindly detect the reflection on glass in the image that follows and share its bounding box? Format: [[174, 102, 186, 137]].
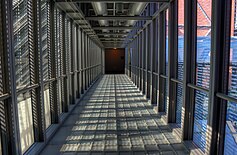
[[193, 90, 208, 152], [224, 1, 237, 153], [165, 9, 169, 75], [176, 0, 184, 127], [13, 0, 30, 88], [224, 101, 237, 155], [164, 79, 168, 114], [193, 0, 212, 152], [17, 92, 34, 154], [196, 0, 212, 89], [44, 85, 51, 129], [176, 84, 183, 127]]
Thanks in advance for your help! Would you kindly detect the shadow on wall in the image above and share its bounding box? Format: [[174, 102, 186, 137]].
[[105, 48, 125, 74]]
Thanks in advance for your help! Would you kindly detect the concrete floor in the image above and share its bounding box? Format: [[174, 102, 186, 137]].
[[40, 75, 190, 155]]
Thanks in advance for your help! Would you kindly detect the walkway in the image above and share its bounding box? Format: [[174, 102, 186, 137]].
[[41, 75, 190, 155]]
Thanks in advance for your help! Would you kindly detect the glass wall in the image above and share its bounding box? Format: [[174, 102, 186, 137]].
[[0, 0, 103, 153], [125, 0, 237, 154], [164, 9, 169, 114], [13, 0, 34, 153], [224, 1, 237, 153], [41, 0, 51, 129], [193, 0, 212, 152], [176, 0, 184, 127]]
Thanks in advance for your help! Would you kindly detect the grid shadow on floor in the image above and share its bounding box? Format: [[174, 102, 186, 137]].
[[40, 75, 190, 155]]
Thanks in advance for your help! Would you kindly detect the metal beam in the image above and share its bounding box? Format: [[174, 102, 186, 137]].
[[182, 0, 197, 141], [101, 41, 125, 42], [208, 0, 232, 154], [167, 0, 178, 123], [97, 33, 128, 36], [99, 38, 126, 40], [56, 0, 169, 2], [93, 26, 141, 30], [85, 16, 152, 21]]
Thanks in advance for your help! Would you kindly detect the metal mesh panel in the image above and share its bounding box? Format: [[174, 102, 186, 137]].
[[13, 0, 31, 88], [0, 0, 3, 95], [41, 0, 49, 81]]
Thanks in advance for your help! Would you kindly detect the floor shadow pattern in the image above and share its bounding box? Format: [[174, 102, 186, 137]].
[[41, 75, 190, 155]]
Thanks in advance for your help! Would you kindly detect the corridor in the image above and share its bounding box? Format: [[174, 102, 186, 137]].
[[41, 75, 190, 155]]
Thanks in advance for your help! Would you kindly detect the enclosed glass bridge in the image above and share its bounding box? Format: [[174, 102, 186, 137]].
[[0, 0, 237, 155]]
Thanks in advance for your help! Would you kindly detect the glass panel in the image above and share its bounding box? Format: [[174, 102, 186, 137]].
[[176, 84, 183, 127], [164, 78, 168, 114], [41, 0, 49, 81], [176, 0, 184, 127], [178, 0, 184, 80], [196, 0, 212, 89], [13, 0, 30, 89], [229, 4, 237, 99], [17, 92, 34, 154], [165, 9, 169, 75], [44, 85, 51, 129], [193, 1, 212, 151], [193, 90, 208, 152], [58, 78, 62, 114], [224, 101, 237, 155], [224, 3, 237, 154]]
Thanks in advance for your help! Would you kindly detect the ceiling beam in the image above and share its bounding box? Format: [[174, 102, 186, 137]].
[[56, 0, 169, 2], [93, 26, 141, 30], [97, 33, 128, 36], [85, 16, 152, 21], [101, 41, 125, 42], [99, 37, 126, 39]]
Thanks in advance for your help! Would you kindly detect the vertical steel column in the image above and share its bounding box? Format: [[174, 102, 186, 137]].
[[142, 31, 146, 94], [158, 10, 166, 112], [144, 29, 148, 95], [87, 36, 89, 88], [86, 34, 89, 89], [49, 1, 59, 123], [84, 33, 87, 91], [182, 0, 197, 140], [147, 25, 151, 99], [137, 37, 139, 88], [137, 35, 140, 90], [88, 39, 90, 85], [70, 19, 75, 104], [136, 38, 138, 84], [139, 34, 142, 90], [151, 19, 157, 105], [61, 12, 68, 112], [150, 22, 154, 103], [76, 25, 80, 98], [167, 0, 178, 123], [79, 28, 82, 96], [30, 0, 46, 142], [207, 0, 231, 154], [81, 32, 84, 94], [88, 36, 90, 86], [146, 27, 150, 98], [0, 0, 19, 154], [135, 39, 137, 84], [85, 33, 87, 89]]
